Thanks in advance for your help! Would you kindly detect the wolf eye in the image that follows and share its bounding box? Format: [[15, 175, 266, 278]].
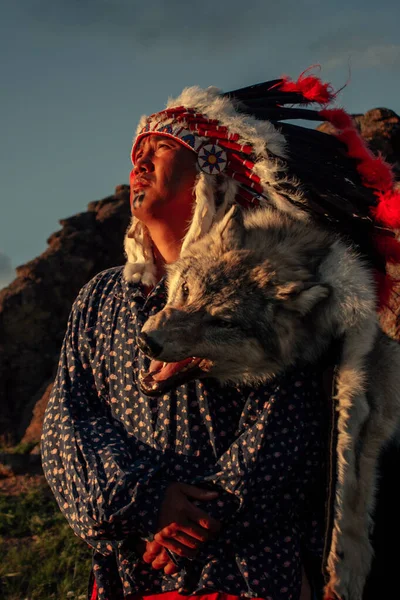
[[181, 282, 189, 299], [213, 318, 236, 329]]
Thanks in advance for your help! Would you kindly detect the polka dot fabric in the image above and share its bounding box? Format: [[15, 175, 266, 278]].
[[41, 267, 328, 600]]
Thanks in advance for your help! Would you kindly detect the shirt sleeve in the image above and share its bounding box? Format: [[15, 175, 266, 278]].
[[41, 284, 170, 553]]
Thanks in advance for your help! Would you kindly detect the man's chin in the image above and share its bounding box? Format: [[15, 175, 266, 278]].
[[131, 196, 174, 223], [131, 190, 147, 212]]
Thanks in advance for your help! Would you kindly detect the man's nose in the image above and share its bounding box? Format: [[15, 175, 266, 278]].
[[137, 332, 162, 358], [134, 152, 153, 175]]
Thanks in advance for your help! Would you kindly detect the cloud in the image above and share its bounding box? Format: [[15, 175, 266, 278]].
[[309, 30, 400, 70], [0, 251, 15, 290], [324, 44, 400, 70]]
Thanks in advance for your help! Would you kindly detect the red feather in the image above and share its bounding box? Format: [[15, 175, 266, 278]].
[[319, 108, 353, 130], [372, 190, 400, 228], [279, 73, 335, 104], [319, 109, 394, 192], [357, 157, 394, 191], [336, 129, 371, 161], [374, 235, 400, 264]]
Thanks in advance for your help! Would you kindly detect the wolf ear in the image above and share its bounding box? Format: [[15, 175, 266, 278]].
[[276, 281, 331, 315], [216, 204, 245, 249]]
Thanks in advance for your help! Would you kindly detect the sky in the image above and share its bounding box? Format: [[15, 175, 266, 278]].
[[1, 0, 400, 289]]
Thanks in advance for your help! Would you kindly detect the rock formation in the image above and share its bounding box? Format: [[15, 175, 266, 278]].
[[0, 185, 131, 445]]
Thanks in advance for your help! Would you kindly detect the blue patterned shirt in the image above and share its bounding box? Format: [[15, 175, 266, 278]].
[[41, 267, 328, 600]]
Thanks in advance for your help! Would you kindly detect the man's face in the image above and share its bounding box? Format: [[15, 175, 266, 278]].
[[130, 135, 198, 223]]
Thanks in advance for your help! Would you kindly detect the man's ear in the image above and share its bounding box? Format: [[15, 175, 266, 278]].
[[276, 281, 331, 315], [216, 204, 245, 249]]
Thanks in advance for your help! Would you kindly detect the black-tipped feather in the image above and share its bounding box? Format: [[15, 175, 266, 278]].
[[222, 80, 284, 100], [222, 80, 391, 273], [241, 107, 324, 122]]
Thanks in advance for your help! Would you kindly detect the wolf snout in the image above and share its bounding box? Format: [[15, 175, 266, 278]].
[[137, 331, 163, 358]]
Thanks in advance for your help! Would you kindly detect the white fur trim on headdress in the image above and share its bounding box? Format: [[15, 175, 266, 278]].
[[181, 172, 216, 254], [123, 218, 157, 287], [166, 86, 287, 160]]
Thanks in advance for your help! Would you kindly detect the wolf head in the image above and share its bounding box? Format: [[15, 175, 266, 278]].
[[138, 206, 377, 395]]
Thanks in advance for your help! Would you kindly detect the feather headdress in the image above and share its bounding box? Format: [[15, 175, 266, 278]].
[[125, 70, 400, 307]]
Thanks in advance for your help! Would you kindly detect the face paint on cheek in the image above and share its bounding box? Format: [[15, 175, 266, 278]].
[[132, 191, 145, 210], [130, 169, 145, 211]]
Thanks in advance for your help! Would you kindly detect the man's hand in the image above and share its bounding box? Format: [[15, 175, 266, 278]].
[[143, 539, 180, 575], [143, 482, 221, 571]]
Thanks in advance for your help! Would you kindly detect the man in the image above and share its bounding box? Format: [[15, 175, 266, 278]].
[[41, 72, 400, 600], [127, 134, 226, 575]]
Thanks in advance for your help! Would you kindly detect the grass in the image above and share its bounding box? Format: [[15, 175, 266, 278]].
[[0, 483, 92, 600], [0, 442, 38, 455]]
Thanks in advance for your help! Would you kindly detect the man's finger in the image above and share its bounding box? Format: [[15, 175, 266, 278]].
[[143, 540, 164, 564], [151, 548, 173, 571], [153, 536, 198, 559], [143, 542, 180, 575], [157, 521, 213, 543], [180, 521, 217, 541], [164, 562, 179, 576], [185, 501, 221, 533], [179, 483, 219, 502], [155, 528, 200, 549]]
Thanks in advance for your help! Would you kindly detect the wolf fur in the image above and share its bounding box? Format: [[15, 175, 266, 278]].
[[141, 205, 400, 600]]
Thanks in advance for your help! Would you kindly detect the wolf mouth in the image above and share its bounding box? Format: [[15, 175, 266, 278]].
[[139, 356, 213, 395]]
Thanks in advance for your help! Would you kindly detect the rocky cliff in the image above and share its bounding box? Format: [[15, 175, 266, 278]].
[[0, 108, 399, 446]]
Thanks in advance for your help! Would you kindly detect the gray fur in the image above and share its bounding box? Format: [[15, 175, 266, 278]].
[[143, 205, 376, 386], [141, 205, 400, 600]]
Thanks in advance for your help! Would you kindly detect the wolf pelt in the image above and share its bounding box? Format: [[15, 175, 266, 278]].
[[142, 205, 400, 600]]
